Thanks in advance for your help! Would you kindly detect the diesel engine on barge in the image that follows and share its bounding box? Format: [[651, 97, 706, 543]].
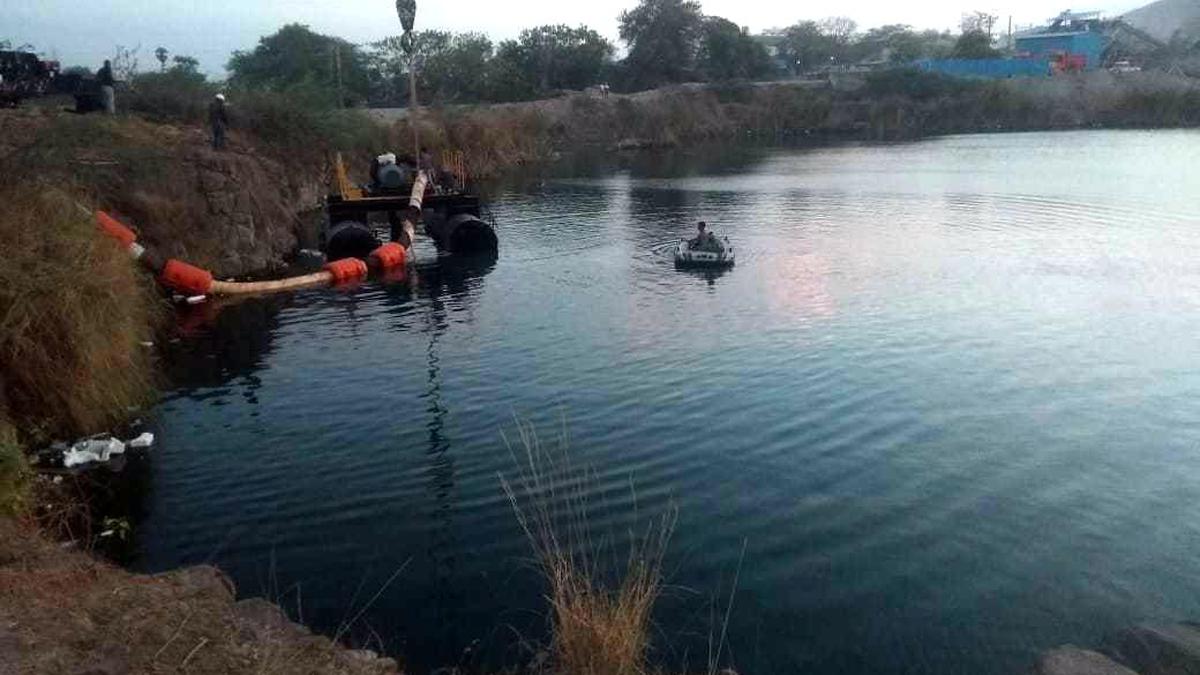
[[322, 150, 498, 261]]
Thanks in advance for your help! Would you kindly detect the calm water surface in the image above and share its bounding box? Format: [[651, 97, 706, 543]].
[[139, 130, 1200, 673]]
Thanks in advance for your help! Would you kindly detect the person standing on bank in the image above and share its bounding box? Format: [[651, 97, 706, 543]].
[[97, 60, 116, 114], [209, 94, 229, 150]]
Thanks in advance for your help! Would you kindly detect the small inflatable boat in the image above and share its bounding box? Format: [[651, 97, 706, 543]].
[[675, 237, 735, 268]]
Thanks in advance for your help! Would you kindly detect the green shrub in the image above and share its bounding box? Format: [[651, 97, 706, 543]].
[[126, 70, 216, 124], [864, 67, 978, 101]]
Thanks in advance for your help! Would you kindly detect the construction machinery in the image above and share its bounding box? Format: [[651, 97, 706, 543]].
[[323, 151, 497, 261]]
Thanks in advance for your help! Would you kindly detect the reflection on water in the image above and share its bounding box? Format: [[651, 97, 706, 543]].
[[141, 131, 1200, 674]]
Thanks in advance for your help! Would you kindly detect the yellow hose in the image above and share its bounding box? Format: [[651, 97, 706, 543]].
[[209, 272, 335, 295]]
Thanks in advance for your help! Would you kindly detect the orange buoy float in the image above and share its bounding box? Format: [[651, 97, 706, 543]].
[[160, 259, 215, 296], [368, 242, 407, 269], [95, 211, 137, 248], [323, 257, 368, 284]]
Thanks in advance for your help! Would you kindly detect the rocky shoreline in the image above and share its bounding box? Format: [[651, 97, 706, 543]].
[[0, 518, 399, 674]]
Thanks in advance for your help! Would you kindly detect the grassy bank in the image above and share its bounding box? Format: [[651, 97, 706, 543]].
[[0, 184, 159, 445], [0, 178, 160, 546], [361, 69, 1200, 177]]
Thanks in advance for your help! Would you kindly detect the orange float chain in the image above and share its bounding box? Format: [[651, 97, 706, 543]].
[[96, 211, 137, 248], [368, 242, 407, 269], [160, 259, 215, 296], [323, 257, 368, 284]]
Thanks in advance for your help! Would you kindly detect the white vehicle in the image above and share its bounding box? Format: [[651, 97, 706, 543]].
[[1109, 60, 1141, 73], [675, 236, 735, 268]]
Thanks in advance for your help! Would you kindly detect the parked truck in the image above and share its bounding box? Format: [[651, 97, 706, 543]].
[[0, 50, 60, 106]]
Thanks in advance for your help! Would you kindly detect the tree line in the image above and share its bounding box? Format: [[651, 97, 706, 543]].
[[160, 0, 1012, 107], [220, 0, 777, 107]]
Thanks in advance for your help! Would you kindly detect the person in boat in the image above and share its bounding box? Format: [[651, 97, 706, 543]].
[[689, 221, 721, 251]]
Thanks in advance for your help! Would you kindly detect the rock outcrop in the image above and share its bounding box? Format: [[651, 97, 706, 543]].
[[0, 518, 399, 674], [1034, 623, 1200, 675], [1033, 646, 1139, 675]]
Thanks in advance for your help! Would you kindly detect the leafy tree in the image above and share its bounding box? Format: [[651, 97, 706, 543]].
[[227, 24, 370, 106], [618, 0, 705, 88], [514, 25, 612, 92], [487, 42, 540, 101], [953, 30, 1000, 59], [960, 11, 998, 37], [697, 17, 771, 80], [487, 25, 612, 100], [777, 21, 835, 74], [171, 55, 200, 74], [852, 25, 955, 64], [819, 16, 858, 62], [370, 31, 494, 104]]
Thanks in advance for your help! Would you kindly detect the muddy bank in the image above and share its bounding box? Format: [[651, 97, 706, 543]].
[[1, 108, 326, 278], [0, 518, 399, 674]]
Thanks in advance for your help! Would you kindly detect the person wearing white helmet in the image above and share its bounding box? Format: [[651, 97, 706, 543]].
[[208, 93, 229, 150]]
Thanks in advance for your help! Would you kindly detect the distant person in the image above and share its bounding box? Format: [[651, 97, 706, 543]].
[[419, 146, 436, 174], [97, 60, 115, 114], [208, 94, 229, 150]]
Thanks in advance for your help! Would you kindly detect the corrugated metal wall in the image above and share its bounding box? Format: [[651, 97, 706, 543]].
[[1015, 32, 1106, 69], [914, 59, 1053, 79]]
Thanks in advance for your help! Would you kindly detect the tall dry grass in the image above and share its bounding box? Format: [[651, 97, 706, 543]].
[[0, 183, 160, 442], [0, 419, 30, 516], [501, 420, 676, 675]]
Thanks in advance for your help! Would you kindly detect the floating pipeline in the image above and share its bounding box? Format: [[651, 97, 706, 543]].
[[92, 174, 425, 297], [94, 213, 409, 296]]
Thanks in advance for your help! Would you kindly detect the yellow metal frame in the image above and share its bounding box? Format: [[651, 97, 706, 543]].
[[332, 152, 364, 201]]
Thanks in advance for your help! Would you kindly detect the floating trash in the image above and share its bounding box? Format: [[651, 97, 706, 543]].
[[63, 436, 126, 468], [39, 429, 155, 470], [128, 432, 155, 449]]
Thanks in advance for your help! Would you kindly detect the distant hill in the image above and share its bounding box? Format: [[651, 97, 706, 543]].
[[1121, 0, 1200, 43]]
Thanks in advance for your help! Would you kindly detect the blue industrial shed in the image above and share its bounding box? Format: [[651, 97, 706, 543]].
[[913, 10, 1110, 78], [1014, 10, 1109, 70], [915, 58, 1052, 79], [1015, 31, 1106, 69]]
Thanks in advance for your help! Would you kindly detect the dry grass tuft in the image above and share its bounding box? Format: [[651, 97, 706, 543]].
[[0, 419, 30, 517], [0, 182, 160, 442], [501, 419, 676, 675]]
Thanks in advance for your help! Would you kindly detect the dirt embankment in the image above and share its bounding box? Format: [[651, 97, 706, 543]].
[[0, 518, 400, 674], [1, 108, 327, 278]]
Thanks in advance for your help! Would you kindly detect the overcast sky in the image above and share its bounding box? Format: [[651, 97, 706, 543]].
[[9, 0, 1143, 75]]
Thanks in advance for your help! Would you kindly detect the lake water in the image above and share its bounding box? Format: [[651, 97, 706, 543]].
[[138, 130, 1200, 674]]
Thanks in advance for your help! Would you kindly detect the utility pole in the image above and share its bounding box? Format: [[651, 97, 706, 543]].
[[396, 0, 419, 162]]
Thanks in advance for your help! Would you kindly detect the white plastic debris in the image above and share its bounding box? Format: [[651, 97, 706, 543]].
[[140, 341, 154, 348], [62, 447, 101, 468], [128, 432, 155, 449], [185, 295, 207, 305], [63, 437, 126, 468]]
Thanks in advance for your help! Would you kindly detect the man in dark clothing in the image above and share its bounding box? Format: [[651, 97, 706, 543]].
[[690, 221, 720, 251], [208, 94, 228, 150], [97, 60, 115, 114]]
